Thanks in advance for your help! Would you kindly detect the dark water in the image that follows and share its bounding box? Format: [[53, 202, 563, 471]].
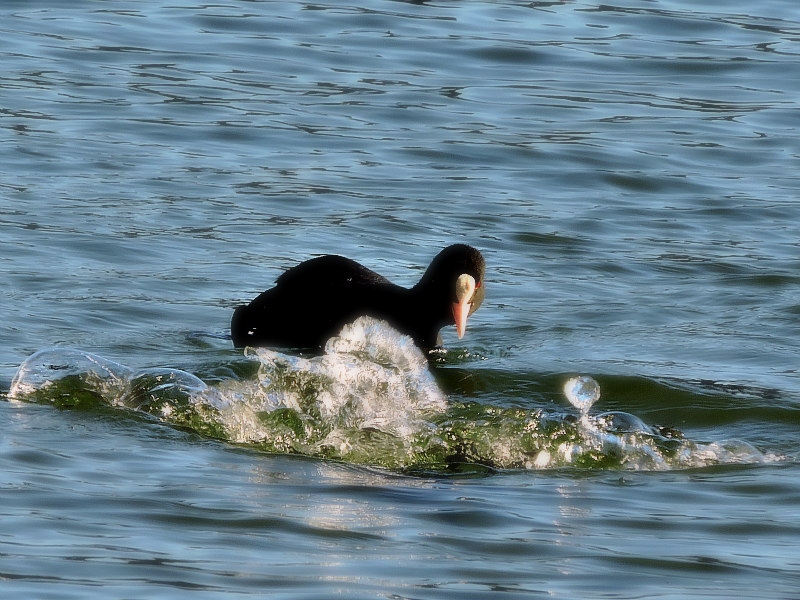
[[2, 1, 800, 598]]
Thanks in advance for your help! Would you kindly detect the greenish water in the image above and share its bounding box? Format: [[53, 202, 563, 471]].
[[2, 1, 800, 598]]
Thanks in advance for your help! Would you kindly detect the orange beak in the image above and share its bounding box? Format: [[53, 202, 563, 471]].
[[452, 297, 470, 339], [452, 273, 476, 339]]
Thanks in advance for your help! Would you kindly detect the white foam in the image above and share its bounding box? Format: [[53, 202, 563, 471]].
[[214, 316, 447, 444]]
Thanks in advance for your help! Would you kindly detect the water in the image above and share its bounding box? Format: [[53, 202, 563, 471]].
[[2, 0, 800, 598]]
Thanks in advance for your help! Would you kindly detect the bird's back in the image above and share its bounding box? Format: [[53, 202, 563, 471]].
[[275, 255, 392, 288], [231, 255, 403, 349]]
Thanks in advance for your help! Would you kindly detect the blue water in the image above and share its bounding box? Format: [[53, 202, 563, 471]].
[[2, 1, 800, 598]]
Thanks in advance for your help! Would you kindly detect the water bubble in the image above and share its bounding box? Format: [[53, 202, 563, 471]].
[[563, 376, 600, 416]]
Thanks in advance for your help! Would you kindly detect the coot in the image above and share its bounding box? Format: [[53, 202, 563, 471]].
[[230, 244, 485, 351]]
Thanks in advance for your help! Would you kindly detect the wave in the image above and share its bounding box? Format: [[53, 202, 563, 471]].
[[8, 317, 781, 472]]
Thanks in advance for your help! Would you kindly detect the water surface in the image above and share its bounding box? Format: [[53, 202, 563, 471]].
[[2, 1, 800, 598]]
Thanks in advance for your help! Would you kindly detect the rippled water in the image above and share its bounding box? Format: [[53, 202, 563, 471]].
[[2, 1, 800, 598]]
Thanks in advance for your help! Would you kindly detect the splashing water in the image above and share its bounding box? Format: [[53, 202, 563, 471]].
[[8, 318, 781, 472], [205, 318, 448, 463], [563, 375, 601, 418]]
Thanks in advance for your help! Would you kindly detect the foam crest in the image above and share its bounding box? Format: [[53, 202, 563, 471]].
[[10, 348, 133, 405], [214, 317, 447, 459], [9, 347, 220, 433], [8, 328, 783, 472]]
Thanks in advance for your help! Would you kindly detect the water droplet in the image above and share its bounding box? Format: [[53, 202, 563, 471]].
[[563, 376, 600, 416]]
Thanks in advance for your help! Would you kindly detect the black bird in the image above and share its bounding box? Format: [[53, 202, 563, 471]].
[[230, 244, 485, 351]]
